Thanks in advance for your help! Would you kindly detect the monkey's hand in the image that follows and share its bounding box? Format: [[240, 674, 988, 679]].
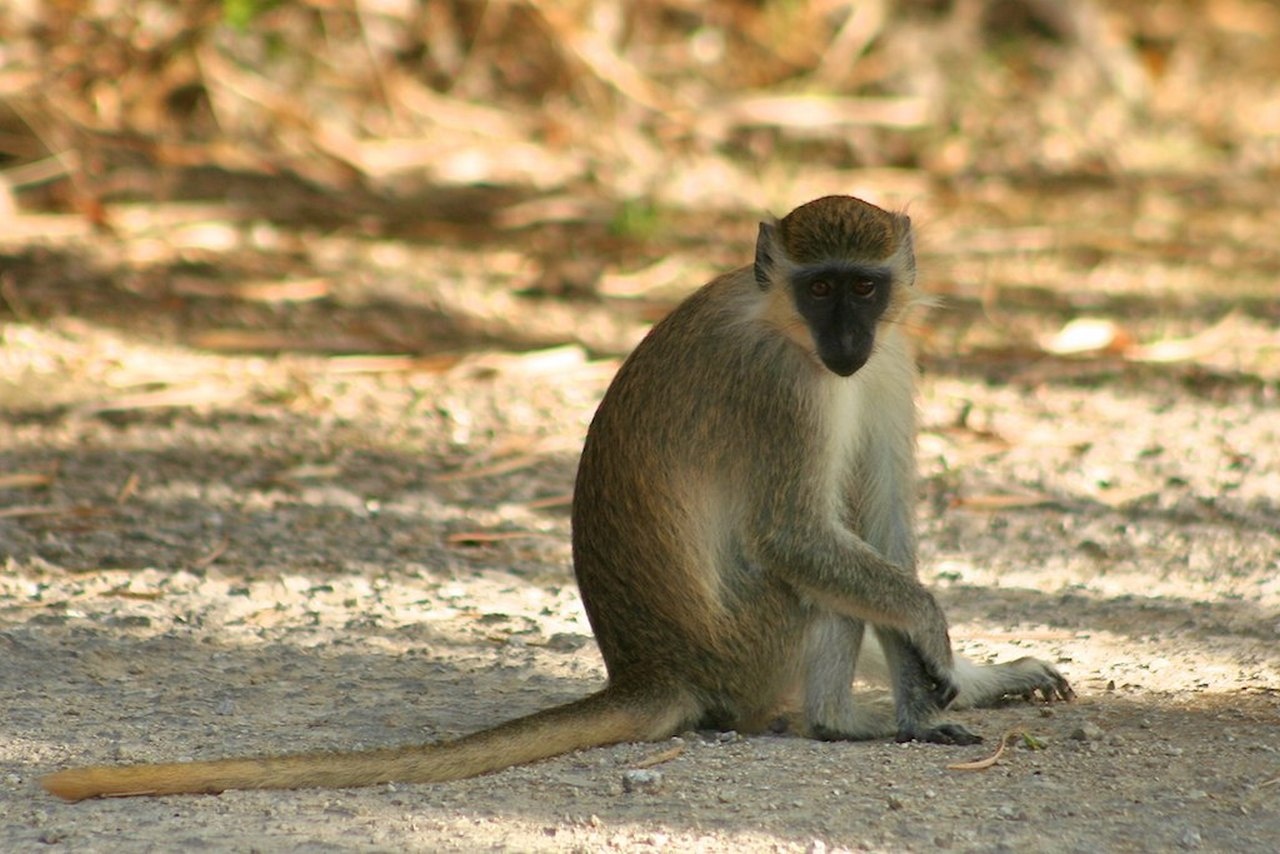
[[908, 637, 960, 712], [907, 596, 960, 710], [890, 637, 982, 745], [894, 637, 982, 745]]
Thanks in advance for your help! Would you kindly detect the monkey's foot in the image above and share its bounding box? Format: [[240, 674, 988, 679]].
[[1031, 669, 1075, 703], [1022, 679, 1074, 703], [896, 723, 983, 746], [951, 656, 1076, 710], [1002, 658, 1076, 704]]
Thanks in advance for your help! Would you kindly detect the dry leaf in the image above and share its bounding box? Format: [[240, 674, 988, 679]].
[[0, 472, 54, 489], [1129, 312, 1242, 364], [1042, 318, 1133, 356], [953, 492, 1057, 510]]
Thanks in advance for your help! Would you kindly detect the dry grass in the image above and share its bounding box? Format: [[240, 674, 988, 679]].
[[3, 1, 1277, 217], [1, 1, 1278, 379]]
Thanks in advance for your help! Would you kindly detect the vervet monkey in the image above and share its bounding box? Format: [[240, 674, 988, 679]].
[[42, 195, 1071, 801]]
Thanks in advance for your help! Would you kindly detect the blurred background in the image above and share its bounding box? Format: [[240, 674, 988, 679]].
[[0, 0, 1277, 379]]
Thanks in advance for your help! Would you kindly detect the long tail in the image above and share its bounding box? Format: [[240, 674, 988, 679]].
[[42, 684, 695, 802]]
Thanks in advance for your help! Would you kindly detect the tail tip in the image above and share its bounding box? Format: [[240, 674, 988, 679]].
[[41, 769, 99, 802]]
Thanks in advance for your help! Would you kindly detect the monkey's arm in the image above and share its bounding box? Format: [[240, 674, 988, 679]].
[[754, 514, 956, 707], [767, 522, 977, 742]]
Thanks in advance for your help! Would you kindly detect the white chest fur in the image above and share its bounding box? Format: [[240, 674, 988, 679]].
[[814, 328, 916, 534]]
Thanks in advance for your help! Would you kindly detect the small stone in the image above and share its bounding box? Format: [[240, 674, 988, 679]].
[[887, 795, 905, 811], [621, 769, 664, 794], [109, 615, 152, 629], [1177, 827, 1202, 850], [995, 803, 1027, 821], [1070, 722, 1104, 741]]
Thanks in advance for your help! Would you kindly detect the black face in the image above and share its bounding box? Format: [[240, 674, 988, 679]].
[[790, 263, 893, 377]]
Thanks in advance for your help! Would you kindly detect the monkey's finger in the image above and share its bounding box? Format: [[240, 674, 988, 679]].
[[898, 723, 983, 746]]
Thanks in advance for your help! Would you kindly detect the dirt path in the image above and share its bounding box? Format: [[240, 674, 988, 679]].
[[1, 311, 1277, 853]]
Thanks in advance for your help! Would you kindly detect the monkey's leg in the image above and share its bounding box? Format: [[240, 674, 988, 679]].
[[801, 613, 889, 740], [873, 627, 982, 745], [801, 614, 951, 742]]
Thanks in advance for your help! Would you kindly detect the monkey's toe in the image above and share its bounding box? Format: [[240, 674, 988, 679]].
[[896, 723, 983, 746], [1030, 681, 1074, 703], [1049, 675, 1076, 702], [1000, 657, 1075, 704], [1028, 668, 1075, 703]]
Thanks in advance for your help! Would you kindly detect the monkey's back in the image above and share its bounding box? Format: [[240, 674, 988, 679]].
[[571, 270, 821, 720]]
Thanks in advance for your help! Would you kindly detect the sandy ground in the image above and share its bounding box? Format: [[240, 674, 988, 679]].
[[1, 312, 1278, 852]]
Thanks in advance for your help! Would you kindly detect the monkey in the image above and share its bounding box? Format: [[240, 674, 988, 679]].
[[41, 195, 1071, 802]]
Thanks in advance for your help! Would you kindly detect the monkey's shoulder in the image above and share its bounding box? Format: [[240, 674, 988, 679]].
[[655, 268, 760, 331]]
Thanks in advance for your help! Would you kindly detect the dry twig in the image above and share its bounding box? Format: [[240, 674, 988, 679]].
[[633, 743, 686, 769], [947, 729, 1025, 772]]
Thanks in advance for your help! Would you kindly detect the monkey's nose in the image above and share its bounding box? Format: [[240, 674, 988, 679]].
[[821, 350, 867, 377]]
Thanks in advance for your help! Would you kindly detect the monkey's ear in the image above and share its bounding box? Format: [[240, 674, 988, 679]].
[[895, 214, 914, 250], [893, 214, 917, 285], [754, 221, 778, 289]]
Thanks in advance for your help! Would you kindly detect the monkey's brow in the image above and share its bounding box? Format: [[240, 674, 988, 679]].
[[791, 262, 892, 283]]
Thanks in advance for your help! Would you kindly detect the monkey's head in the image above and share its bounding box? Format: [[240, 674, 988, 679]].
[[754, 195, 917, 377]]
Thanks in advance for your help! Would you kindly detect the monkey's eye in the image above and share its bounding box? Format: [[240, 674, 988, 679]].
[[851, 279, 877, 298], [809, 280, 833, 298]]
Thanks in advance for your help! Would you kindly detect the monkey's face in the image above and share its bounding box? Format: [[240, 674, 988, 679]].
[[789, 263, 893, 377]]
